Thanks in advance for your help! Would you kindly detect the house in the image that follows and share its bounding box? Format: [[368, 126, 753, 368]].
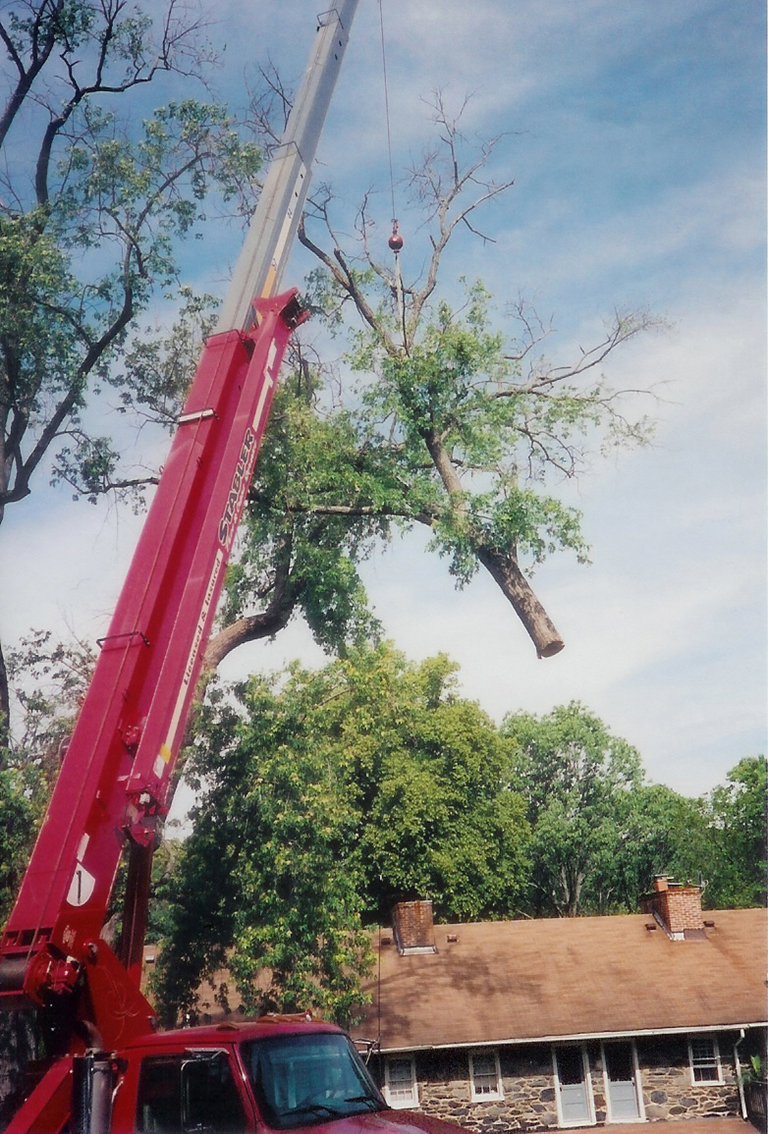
[[348, 882, 767, 1131]]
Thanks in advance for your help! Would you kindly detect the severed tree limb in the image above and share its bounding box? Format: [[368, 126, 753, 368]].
[[423, 427, 564, 657], [476, 545, 564, 658]]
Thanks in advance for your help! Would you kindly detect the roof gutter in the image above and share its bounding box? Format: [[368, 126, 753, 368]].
[[375, 1020, 767, 1055]]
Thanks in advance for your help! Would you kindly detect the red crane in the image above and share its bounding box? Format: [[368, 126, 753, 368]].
[[0, 8, 474, 1134]]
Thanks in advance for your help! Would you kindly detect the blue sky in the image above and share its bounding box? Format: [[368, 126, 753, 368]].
[[3, 0, 765, 799]]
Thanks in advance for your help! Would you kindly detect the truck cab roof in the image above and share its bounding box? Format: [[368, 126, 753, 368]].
[[120, 1016, 345, 1050]]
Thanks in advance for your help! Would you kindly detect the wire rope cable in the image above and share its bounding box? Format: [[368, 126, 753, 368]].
[[378, 0, 397, 228], [377, 0, 408, 351]]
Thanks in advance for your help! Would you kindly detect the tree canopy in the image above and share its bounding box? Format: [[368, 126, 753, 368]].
[[193, 96, 662, 674], [702, 756, 767, 908], [0, 0, 263, 732], [152, 643, 531, 1025], [502, 702, 645, 916]]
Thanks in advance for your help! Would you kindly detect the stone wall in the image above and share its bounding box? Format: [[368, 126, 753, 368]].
[[416, 1048, 558, 1132], [637, 1035, 740, 1122], [373, 1031, 744, 1132]]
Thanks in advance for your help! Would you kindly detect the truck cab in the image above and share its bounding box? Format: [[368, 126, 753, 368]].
[[106, 1019, 454, 1134]]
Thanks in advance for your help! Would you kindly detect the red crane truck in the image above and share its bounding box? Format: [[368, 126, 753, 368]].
[[0, 6, 467, 1133]]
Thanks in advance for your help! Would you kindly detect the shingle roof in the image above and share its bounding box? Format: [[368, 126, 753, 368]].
[[351, 908, 768, 1051]]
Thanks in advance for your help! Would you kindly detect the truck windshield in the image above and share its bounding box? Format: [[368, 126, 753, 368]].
[[241, 1032, 384, 1130]]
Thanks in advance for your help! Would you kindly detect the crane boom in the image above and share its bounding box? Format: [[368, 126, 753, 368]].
[[0, 13, 487, 1134], [219, 0, 358, 328], [0, 0, 359, 1056]]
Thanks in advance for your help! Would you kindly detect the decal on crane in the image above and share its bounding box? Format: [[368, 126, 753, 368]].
[[219, 429, 258, 549], [67, 864, 96, 908], [158, 545, 227, 777]]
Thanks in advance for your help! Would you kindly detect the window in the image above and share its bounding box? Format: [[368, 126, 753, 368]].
[[136, 1053, 246, 1134], [469, 1050, 503, 1102], [137, 1057, 181, 1134], [241, 1031, 384, 1129], [689, 1036, 722, 1084], [384, 1056, 418, 1109]]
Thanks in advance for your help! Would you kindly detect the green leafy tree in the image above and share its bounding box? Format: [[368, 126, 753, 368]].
[[154, 644, 531, 1024], [154, 677, 372, 1028], [0, 0, 263, 735], [604, 782, 711, 911], [291, 94, 660, 662], [225, 677, 371, 1029], [502, 701, 645, 916], [333, 648, 529, 922], [703, 756, 767, 908], [0, 769, 34, 926]]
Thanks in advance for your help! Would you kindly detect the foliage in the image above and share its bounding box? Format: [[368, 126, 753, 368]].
[[740, 1054, 766, 1085], [153, 644, 531, 1023], [153, 677, 372, 1028], [502, 707, 765, 916], [0, 0, 262, 516], [607, 782, 710, 909], [214, 366, 387, 661], [0, 768, 34, 925], [333, 648, 530, 922], [0, 0, 264, 736], [1, 97, 260, 509], [351, 282, 595, 577], [3, 629, 95, 770], [702, 756, 767, 908], [293, 95, 662, 659], [224, 673, 371, 1028], [0, 630, 95, 918], [502, 701, 647, 916]]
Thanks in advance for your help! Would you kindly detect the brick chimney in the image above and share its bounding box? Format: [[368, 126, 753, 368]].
[[391, 900, 437, 955], [640, 876, 705, 939]]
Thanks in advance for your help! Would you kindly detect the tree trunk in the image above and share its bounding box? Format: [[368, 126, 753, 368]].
[[476, 546, 564, 658], [204, 527, 298, 671]]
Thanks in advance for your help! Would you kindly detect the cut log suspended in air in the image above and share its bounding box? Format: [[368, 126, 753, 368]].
[[477, 545, 565, 658]]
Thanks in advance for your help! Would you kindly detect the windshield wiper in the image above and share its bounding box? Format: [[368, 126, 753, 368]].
[[344, 1095, 379, 1110], [282, 1103, 344, 1120]]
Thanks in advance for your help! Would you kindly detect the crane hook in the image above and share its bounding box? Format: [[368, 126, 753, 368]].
[[388, 219, 404, 253]]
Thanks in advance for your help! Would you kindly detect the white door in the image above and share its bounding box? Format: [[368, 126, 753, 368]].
[[603, 1043, 642, 1121], [555, 1047, 594, 1126]]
